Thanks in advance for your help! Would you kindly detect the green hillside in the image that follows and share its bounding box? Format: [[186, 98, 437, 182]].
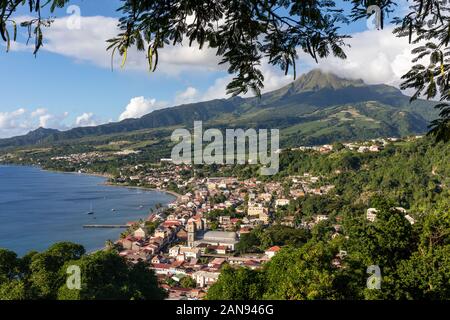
[[0, 69, 439, 150]]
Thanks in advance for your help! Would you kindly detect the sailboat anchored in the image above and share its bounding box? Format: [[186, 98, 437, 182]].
[[87, 203, 94, 215]]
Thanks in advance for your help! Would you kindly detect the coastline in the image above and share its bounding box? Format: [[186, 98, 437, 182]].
[[1, 162, 179, 200], [0, 164, 178, 255], [102, 182, 181, 200]]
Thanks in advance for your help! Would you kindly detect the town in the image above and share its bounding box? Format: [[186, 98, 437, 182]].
[[60, 136, 419, 300], [0, 136, 425, 300], [0, 134, 441, 301]]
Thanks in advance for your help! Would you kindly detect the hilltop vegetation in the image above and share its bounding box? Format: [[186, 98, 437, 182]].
[[207, 200, 449, 300], [208, 197, 450, 300], [0, 70, 439, 152], [205, 138, 449, 300]]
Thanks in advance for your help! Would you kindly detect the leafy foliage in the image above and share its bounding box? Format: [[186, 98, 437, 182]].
[[207, 138, 450, 300], [0, 0, 69, 54], [0, 242, 165, 300], [206, 265, 266, 300], [107, 0, 348, 97], [180, 275, 197, 289], [0, 1, 448, 139], [392, 0, 450, 141]]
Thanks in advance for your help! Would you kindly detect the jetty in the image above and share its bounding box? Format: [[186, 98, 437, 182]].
[[83, 224, 128, 229]]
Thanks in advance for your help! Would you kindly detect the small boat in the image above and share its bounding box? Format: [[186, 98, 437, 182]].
[[87, 203, 94, 215], [111, 209, 116, 212]]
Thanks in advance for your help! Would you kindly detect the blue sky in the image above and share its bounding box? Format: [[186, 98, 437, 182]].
[[0, 0, 412, 138]]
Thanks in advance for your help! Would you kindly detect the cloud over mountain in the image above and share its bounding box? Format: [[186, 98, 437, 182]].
[[119, 97, 168, 121]]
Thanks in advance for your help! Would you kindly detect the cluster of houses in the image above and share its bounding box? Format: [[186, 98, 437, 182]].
[[293, 136, 423, 154], [366, 207, 416, 225], [110, 172, 339, 299], [113, 164, 192, 190], [3, 135, 427, 300], [106, 155, 422, 300], [50, 151, 105, 163]]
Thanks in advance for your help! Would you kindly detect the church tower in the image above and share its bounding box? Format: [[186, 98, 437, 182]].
[[187, 222, 196, 247]]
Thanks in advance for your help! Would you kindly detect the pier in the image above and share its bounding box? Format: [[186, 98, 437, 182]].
[[83, 224, 128, 229]]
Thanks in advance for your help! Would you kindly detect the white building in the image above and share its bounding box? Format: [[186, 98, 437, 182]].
[[315, 215, 329, 223], [134, 227, 147, 239], [247, 203, 266, 216], [192, 271, 220, 287], [405, 214, 416, 225], [366, 208, 378, 222], [275, 199, 290, 207]]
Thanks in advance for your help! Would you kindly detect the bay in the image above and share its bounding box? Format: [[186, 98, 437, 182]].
[[0, 165, 175, 256]]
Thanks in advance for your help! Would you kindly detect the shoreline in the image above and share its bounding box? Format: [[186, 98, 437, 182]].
[[0, 164, 178, 255], [102, 181, 181, 200], [1, 163, 179, 200]]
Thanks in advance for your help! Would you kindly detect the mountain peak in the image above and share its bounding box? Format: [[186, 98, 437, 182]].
[[29, 127, 59, 135], [291, 69, 365, 92]]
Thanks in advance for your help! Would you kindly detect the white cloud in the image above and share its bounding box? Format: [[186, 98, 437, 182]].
[[0, 107, 105, 138], [42, 16, 119, 69], [8, 15, 223, 75], [0, 108, 64, 138], [31, 108, 48, 117], [38, 111, 70, 129], [201, 76, 232, 101], [75, 112, 99, 127], [121, 72, 290, 121], [0, 109, 26, 130], [301, 27, 415, 87], [197, 27, 419, 100], [38, 114, 55, 128], [8, 14, 415, 87], [174, 87, 200, 105], [7, 11, 419, 86], [200, 61, 294, 102], [8, 15, 417, 99], [119, 96, 168, 121], [260, 65, 294, 92], [1, 13, 422, 139]]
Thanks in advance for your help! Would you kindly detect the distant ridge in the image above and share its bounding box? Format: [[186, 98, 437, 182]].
[[0, 69, 439, 149]]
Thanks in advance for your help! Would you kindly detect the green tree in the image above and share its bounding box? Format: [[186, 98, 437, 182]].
[[28, 242, 85, 299], [339, 153, 361, 171], [332, 142, 345, 151], [263, 242, 337, 299], [392, 0, 450, 142], [207, 265, 265, 300], [0, 279, 28, 300], [0, 248, 19, 283], [396, 245, 450, 300], [235, 231, 261, 254], [263, 225, 311, 248], [57, 250, 165, 300], [180, 276, 197, 289]]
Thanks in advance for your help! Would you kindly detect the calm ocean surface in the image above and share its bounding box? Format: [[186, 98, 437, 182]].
[[0, 165, 175, 256]]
